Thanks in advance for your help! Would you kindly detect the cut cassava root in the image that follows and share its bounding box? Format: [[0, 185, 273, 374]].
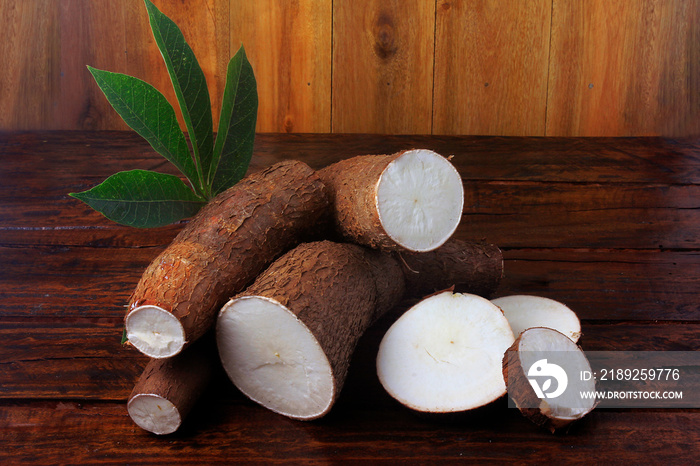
[[492, 295, 581, 342], [126, 161, 329, 358], [216, 239, 503, 420], [217, 241, 400, 420], [503, 327, 596, 432], [128, 339, 214, 435], [376, 292, 515, 413], [318, 149, 464, 252]]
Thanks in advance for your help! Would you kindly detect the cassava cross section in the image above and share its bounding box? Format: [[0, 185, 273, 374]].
[[492, 295, 581, 342], [125, 161, 329, 358], [377, 292, 515, 413], [216, 239, 502, 420], [318, 149, 464, 252], [503, 327, 596, 432], [127, 339, 214, 435]]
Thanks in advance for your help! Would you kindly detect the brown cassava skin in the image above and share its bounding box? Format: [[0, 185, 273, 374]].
[[128, 338, 214, 432], [397, 239, 503, 299], [502, 329, 594, 433], [317, 152, 408, 251], [232, 239, 503, 415], [236, 240, 406, 402], [127, 161, 329, 353]]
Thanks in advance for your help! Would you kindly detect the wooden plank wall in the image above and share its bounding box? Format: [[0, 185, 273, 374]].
[[1, 0, 698, 136]]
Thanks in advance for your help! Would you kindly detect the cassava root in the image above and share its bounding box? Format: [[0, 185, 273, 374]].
[[216, 238, 503, 420], [125, 161, 329, 358], [127, 338, 214, 435], [318, 149, 464, 252]]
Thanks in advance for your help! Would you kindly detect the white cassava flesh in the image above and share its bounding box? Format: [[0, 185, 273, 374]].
[[503, 327, 596, 432], [125, 305, 186, 358], [376, 149, 464, 252], [377, 292, 515, 413], [217, 296, 335, 420], [127, 339, 213, 435], [492, 295, 581, 342], [127, 394, 181, 435]]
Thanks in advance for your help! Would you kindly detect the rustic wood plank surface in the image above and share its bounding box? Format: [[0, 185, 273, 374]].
[[433, 0, 551, 136], [546, 0, 700, 137], [2, 402, 696, 465], [58, 0, 128, 131], [332, 0, 435, 134], [0, 131, 698, 464], [230, 0, 332, 133], [0, 0, 61, 130], [2, 1, 697, 136]]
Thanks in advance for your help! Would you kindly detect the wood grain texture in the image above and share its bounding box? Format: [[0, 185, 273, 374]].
[[0, 402, 697, 464], [57, 0, 129, 130], [332, 0, 435, 134], [547, 0, 700, 137], [458, 181, 700, 249], [2, 132, 700, 247], [230, 0, 332, 133], [0, 1, 129, 131], [1, 1, 699, 136], [433, 0, 552, 136], [0, 0, 60, 130], [497, 249, 700, 321], [124, 0, 229, 132], [0, 131, 699, 463]]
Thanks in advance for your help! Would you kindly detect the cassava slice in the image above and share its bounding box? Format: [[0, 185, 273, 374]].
[[503, 327, 596, 433], [318, 149, 464, 252], [127, 339, 214, 435], [376, 292, 515, 413], [216, 239, 503, 420], [125, 161, 328, 358], [492, 295, 581, 342]]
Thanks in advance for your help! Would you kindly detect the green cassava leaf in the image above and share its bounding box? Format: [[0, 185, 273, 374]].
[[87, 66, 200, 193], [211, 45, 258, 195], [144, 0, 214, 195], [70, 170, 206, 228]]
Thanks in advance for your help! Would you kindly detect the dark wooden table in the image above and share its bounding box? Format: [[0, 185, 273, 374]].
[[1, 131, 698, 464]]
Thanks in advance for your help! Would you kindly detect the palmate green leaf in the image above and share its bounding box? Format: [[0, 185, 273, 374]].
[[69, 170, 206, 228], [144, 0, 214, 195], [87, 66, 200, 194], [211, 45, 258, 196]]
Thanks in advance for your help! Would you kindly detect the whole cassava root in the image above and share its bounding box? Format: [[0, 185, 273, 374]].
[[318, 149, 464, 252], [125, 161, 329, 359], [216, 238, 503, 420], [127, 339, 214, 435]]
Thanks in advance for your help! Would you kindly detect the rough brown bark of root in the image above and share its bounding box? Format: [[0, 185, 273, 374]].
[[127, 160, 329, 355], [128, 338, 214, 434], [318, 154, 398, 250], [398, 239, 503, 299], [221, 238, 503, 417]]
